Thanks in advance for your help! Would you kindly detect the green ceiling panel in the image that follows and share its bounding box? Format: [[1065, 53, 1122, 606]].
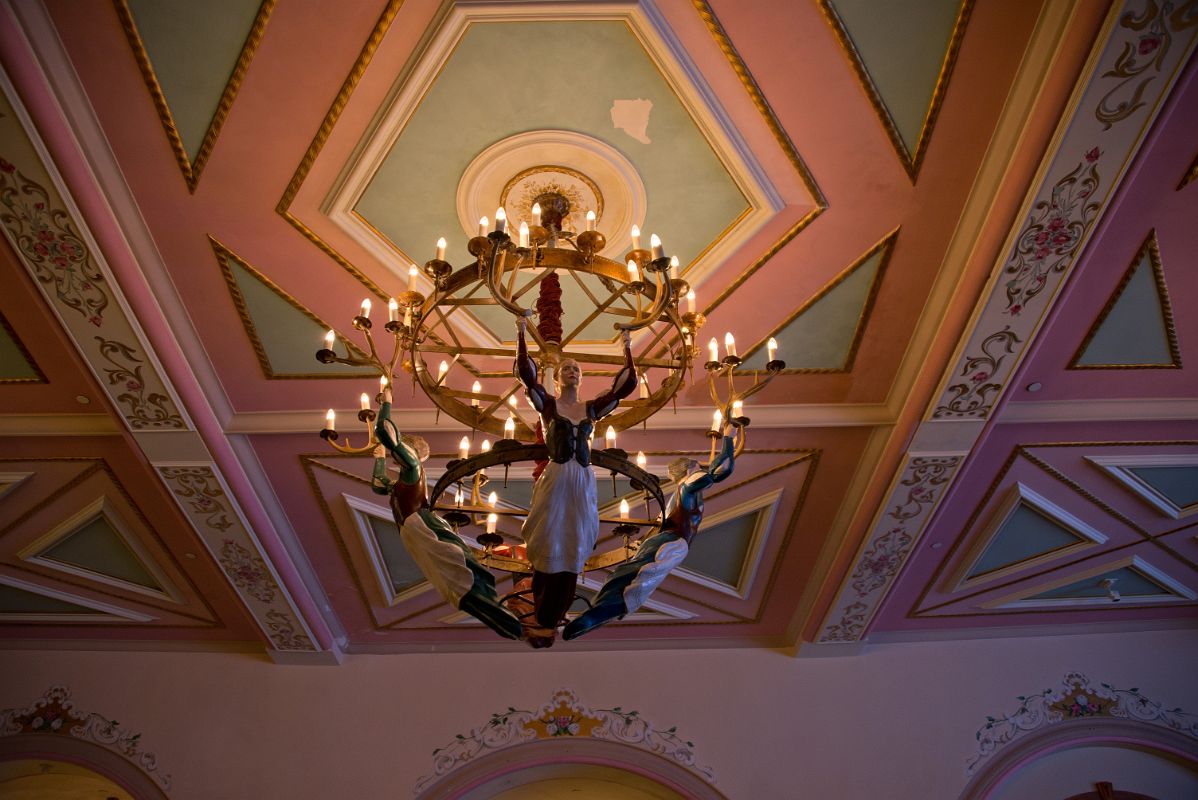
[[41, 515, 161, 590], [126, 0, 263, 160], [828, 0, 961, 156], [683, 509, 758, 587], [366, 514, 426, 594], [1030, 566, 1172, 600], [968, 504, 1083, 579], [0, 314, 41, 381], [0, 584, 104, 615], [1076, 251, 1176, 366], [1128, 466, 1198, 508], [741, 246, 883, 371]]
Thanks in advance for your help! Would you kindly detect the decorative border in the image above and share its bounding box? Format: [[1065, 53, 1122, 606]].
[[113, 0, 276, 192], [416, 688, 714, 793], [968, 671, 1198, 772], [739, 229, 896, 373], [157, 465, 316, 651], [930, 0, 1198, 419], [0, 685, 171, 791], [818, 0, 973, 181], [1178, 147, 1198, 190], [210, 236, 374, 379], [1068, 229, 1181, 369], [818, 455, 963, 642], [0, 89, 186, 429], [0, 310, 46, 383]]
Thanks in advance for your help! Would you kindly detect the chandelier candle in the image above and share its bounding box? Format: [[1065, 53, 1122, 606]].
[[388, 297, 399, 322], [708, 337, 719, 364], [359, 393, 369, 411], [627, 260, 640, 283], [360, 298, 371, 319], [478, 216, 488, 237], [724, 332, 737, 359], [585, 210, 595, 231], [650, 234, 664, 260], [519, 222, 529, 248], [325, 408, 335, 431], [630, 224, 641, 251], [488, 490, 497, 508], [486, 513, 497, 534], [437, 360, 449, 384], [471, 381, 482, 407], [531, 202, 541, 227], [324, 329, 335, 351], [606, 426, 617, 450], [670, 255, 679, 279], [711, 408, 722, 432], [504, 415, 515, 439], [458, 436, 469, 459], [494, 207, 506, 234], [619, 498, 630, 520], [687, 289, 696, 314]]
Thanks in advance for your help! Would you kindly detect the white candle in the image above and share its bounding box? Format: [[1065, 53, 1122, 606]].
[[519, 221, 529, 248], [486, 512, 497, 534], [325, 408, 336, 430], [585, 210, 595, 231], [359, 393, 369, 411], [670, 255, 679, 278], [504, 415, 515, 438], [531, 202, 541, 227], [438, 361, 449, 384], [478, 216, 489, 237], [324, 329, 336, 349], [650, 233, 664, 260], [639, 374, 649, 399], [606, 426, 617, 449], [409, 263, 420, 291], [388, 297, 399, 322], [471, 380, 481, 407], [435, 237, 446, 261], [636, 450, 647, 468], [360, 298, 371, 319], [619, 498, 629, 520], [403, 307, 412, 329], [495, 207, 506, 234], [708, 337, 719, 363], [626, 259, 640, 283], [379, 375, 388, 391], [686, 289, 696, 314], [454, 486, 463, 506], [458, 436, 469, 459], [711, 409, 722, 432], [767, 337, 778, 362], [488, 490, 497, 508], [724, 331, 737, 358], [508, 395, 518, 409], [630, 224, 641, 251], [480, 439, 491, 454], [732, 399, 743, 418]]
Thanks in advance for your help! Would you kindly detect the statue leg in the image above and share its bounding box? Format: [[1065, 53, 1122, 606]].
[[531, 570, 578, 629], [562, 534, 674, 640]]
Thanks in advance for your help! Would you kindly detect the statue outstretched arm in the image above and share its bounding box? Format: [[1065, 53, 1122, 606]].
[[679, 430, 735, 502], [514, 317, 549, 413], [590, 329, 637, 419], [372, 401, 421, 492]]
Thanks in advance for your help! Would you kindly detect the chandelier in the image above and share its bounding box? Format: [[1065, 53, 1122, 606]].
[[313, 188, 785, 642]]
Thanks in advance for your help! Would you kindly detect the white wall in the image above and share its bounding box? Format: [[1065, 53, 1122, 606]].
[[0, 627, 1195, 799]]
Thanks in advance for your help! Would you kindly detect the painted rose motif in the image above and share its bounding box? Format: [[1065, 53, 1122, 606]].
[[218, 539, 277, 603], [1138, 35, 1160, 55], [1066, 694, 1102, 717], [545, 713, 580, 736]]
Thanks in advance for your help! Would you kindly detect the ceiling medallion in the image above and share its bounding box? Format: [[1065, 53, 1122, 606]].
[[310, 137, 787, 648]]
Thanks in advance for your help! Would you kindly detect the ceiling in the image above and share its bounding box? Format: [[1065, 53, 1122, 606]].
[[0, 0, 1194, 660]]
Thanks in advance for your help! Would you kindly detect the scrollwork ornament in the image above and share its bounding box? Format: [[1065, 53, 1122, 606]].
[[850, 527, 912, 597], [0, 686, 171, 791], [218, 539, 277, 602], [821, 601, 868, 642], [95, 337, 185, 428], [0, 159, 108, 325], [1094, 0, 1193, 129], [158, 467, 233, 531], [934, 327, 1023, 419], [263, 609, 315, 650]]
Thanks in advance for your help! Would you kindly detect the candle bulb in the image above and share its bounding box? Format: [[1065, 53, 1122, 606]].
[[619, 498, 630, 520], [711, 409, 722, 432], [478, 216, 489, 237], [508, 394, 518, 409], [359, 393, 369, 411], [686, 289, 696, 314], [732, 399, 744, 418], [454, 486, 463, 506], [458, 436, 469, 459], [486, 512, 497, 534], [650, 233, 664, 260], [379, 375, 388, 391], [435, 237, 447, 262], [636, 450, 647, 468], [388, 297, 399, 322], [360, 298, 371, 319], [324, 329, 336, 350], [480, 439, 491, 454], [437, 360, 449, 383], [724, 331, 737, 358], [504, 415, 515, 439], [627, 259, 640, 283], [325, 408, 336, 431], [670, 255, 679, 278], [585, 209, 595, 231], [639, 374, 649, 399], [767, 337, 778, 363], [495, 207, 507, 234], [708, 337, 719, 363], [471, 380, 481, 407], [531, 202, 541, 227], [606, 426, 617, 450], [487, 490, 497, 508], [630, 224, 641, 251], [518, 221, 529, 248]]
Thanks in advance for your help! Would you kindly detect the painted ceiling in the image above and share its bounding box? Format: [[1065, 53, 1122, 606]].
[[0, 0, 1194, 661]]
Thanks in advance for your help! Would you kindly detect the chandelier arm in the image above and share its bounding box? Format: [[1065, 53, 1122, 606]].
[[558, 291, 624, 346], [615, 261, 673, 332], [484, 239, 531, 319]]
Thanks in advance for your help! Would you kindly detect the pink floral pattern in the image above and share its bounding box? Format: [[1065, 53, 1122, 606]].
[[96, 337, 184, 429], [0, 158, 108, 324], [219, 539, 278, 603], [264, 609, 314, 650], [1095, 0, 1185, 129]]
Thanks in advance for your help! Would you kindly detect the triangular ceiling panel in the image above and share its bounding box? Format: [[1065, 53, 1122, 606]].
[[116, 0, 272, 189], [1027, 566, 1173, 601], [212, 238, 375, 378], [984, 556, 1195, 610], [0, 577, 154, 622], [821, 0, 970, 177], [741, 233, 894, 372], [1087, 455, 1198, 519], [0, 312, 44, 383], [1126, 467, 1198, 510], [676, 489, 781, 599], [20, 496, 180, 603], [344, 495, 432, 606], [1071, 231, 1180, 368], [0, 472, 34, 503]]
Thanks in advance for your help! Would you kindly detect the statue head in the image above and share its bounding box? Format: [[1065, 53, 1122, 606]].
[[668, 457, 699, 483], [401, 433, 430, 463], [555, 358, 582, 392]]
